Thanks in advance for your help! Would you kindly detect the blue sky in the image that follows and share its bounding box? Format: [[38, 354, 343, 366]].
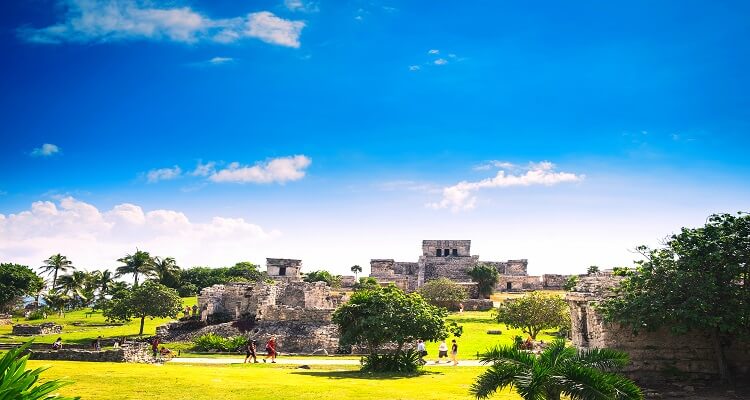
[[1, 0, 749, 275]]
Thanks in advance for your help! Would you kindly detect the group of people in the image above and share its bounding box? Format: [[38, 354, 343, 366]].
[[416, 339, 459, 366], [182, 305, 199, 318], [243, 335, 277, 364]]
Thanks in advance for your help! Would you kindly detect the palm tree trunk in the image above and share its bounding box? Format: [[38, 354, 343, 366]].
[[52, 269, 59, 289], [134, 272, 139, 287]]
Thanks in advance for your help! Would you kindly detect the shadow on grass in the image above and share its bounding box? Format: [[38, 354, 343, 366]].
[[290, 370, 444, 380]]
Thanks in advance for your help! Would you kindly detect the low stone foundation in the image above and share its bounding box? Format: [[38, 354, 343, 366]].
[[27, 343, 154, 363], [462, 299, 494, 311], [12, 323, 62, 335]]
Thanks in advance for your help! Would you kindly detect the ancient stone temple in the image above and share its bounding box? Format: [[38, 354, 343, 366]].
[[265, 258, 302, 281], [369, 239, 560, 292], [566, 273, 750, 384]]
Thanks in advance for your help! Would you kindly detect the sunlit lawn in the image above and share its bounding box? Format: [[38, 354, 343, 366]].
[[31, 361, 520, 400]]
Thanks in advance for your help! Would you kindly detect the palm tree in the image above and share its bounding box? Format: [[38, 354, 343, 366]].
[[92, 269, 115, 299], [151, 256, 180, 285], [43, 290, 70, 317], [57, 271, 90, 307], [116, 249, 154, 287], [41, 254, 74, 289], [471, 339, 642, 400], [350, 265, 362, 280]]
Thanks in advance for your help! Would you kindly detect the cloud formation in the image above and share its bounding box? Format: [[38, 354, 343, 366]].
[[146, 166, 182, 183], [0, 197, 279, 269], [428, 161, 584, 211], [209, 155, 312, 184], [30, 143, 61, 157], [18, 0, 305, 48], [285, 0, 319, 13], [208, 57, 233, 65]]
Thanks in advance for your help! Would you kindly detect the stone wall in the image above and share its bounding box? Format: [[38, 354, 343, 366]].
[[566, 275, 750, 384], [27, 342, 154, 363], [12, 323, 62, 335], [541, 274, 570, 289], [462, 299, 494, 311], [266, 258, 302, 281], [422, 240, 471, 257]]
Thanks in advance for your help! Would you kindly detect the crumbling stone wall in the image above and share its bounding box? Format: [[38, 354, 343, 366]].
[[27, 343, 153, 363], [541, 274, 569, 289], [566, 275, 750, 384], [12, 323, 62, 336]]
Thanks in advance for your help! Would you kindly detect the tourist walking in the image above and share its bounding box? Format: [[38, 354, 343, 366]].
[[263, 336, 277, 363], [450, 339, 458, 366], [436, 340, 448, 364], [92, 336, 102, 351], [52, 337, 62, 350], [191, 304, 198, 317], [244, 340, 258, 363], [151, 337, 160, 357], [416, 339, 427, 365]]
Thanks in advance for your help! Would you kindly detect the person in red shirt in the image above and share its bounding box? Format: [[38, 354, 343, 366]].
[[263, 336, 277, 363]]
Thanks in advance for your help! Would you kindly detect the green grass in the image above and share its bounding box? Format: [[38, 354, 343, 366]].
[[30, 361, 520, 400], [0, 297, 197, 345]]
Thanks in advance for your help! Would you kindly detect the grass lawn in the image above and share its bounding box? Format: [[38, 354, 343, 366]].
[[0, 297, 197, 345], [30, 361, 520, 400]]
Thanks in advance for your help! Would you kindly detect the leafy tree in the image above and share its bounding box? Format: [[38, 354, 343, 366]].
[[180, 266, 225, 290], [471, 339, 641, 400], [563, 275, 579, 291], [495, 292, 569, 339], [587, 265, 600, 275], [226, 261, 265, 282], [151, 256, 181, 287], [598, 212, 750, 384], [418, 278, 468, 309], [350, 264, 362, 279], [0, 263, 45, 312], [304, 270, 342, 288], [0, 341, 80, 400], [353, 277, 380, 291], [102, 281, 182, 335], [333, 285, 452, 370], [467, 263, 500, 298], [115, 249, 155, 287], [40, 254, 74, 290]]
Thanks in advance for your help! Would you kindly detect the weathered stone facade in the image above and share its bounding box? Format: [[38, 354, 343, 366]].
[[12, 322, 62, 336], [370, 240, 567, 293], [186, 281, 347, 354], [266, 258, 302, 281], [28, 342, 154, 363], [566, 274, 750, 384]]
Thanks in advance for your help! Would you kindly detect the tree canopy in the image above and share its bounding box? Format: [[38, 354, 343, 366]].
[[598, 212, 750, 383], [303, 270, 342, 288], [102, 281, 182, 335], [115, 249, 155, 287], [418, 278, 468, 309], [333, 285, 451, 356], [495, 292, 569, 339], [40, 254, 74, 289], [0, 263, 44, 312], [467, 263, 499, 298]]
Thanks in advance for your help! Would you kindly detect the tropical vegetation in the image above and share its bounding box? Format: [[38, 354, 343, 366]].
[[0, 341, 79, 400], [495, 291, 570, 339], [468, 263, 500, 298]]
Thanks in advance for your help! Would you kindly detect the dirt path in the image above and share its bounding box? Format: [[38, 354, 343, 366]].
[[169, 357, 484, 367]]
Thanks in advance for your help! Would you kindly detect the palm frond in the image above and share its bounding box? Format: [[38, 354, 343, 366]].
[[470, 363, 524, 399], [574, 347, 630, 370], [479, 344, 537, 368]]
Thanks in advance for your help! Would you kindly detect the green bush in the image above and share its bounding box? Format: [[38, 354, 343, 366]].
[[0, 341, 79, 400], [177, 284, 198, 297], [193, 333, 247, 352], [26, 309, 46, 321], [361, 349, 422, 373]]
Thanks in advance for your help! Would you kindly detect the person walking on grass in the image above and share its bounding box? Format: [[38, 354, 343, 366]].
[[416, 339, 427, 365], [450, 339, 458, 366], [244, 340, 258, 363], [263, 336, 277, 363], [436, 340, 448, 364]]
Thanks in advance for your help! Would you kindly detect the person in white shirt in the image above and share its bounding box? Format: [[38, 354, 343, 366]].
[[416, 339, 427, 364], [436, 340, 448, 364]]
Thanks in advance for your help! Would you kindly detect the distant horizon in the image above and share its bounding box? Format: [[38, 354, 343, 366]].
[[2, 1, 749, 276]]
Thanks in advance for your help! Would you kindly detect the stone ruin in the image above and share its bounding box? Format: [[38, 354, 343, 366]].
[[158, 259, 349, 354], [12, 322, 62, 336], [370, 239, 570, 293], [28, 342, 154, 363], [566, 273, 750, 385]]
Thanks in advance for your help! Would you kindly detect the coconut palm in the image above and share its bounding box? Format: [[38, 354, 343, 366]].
[[351, 265, 362, 279], [40, 254, 74, 289], [115, 249, 154, 287], [471, 339, 642, 400], [151, 256, 180, 286], [91, 269, 116, 299], [43, 290, 70, 317], [56, 271, 90, 307]]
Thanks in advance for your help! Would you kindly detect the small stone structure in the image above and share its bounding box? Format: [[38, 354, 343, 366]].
[[12, 322, 62, 336], [370, 240, 570, 293], [28, 342, 153, 363], [266, 258, 303, 281], [566, 274, 750, 384]]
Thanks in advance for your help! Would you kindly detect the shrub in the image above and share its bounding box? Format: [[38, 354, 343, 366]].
[[361, 349, 422, 373], [26, 309, 46, 321], [0, 341, 79, 400], [563, 275, 579, 291], [177, 283, 198, 297], [418, 278, 468, 310], [193, 333, 247, 352]]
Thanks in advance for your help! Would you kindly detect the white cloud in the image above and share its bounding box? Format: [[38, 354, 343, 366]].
[[434, 58, 448, 65], [190, 161, 216, 177], [428, 161, 584, 212], [285, 0, 318, 13], [474, 160, 516, 171], [209, 56, 233, 65], [19, 0, 305, 48], [209, 155, 312, 184], [31, 143, 60, 157], [245, 11, 305, 48], [146, 166, 182, 183], [428, 49, 439, 54], [0, 197, 279, 270], [408, 65, 421, 71]]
